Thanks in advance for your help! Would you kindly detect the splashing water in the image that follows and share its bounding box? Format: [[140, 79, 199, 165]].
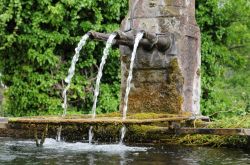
[[120, 32, 144, 144], [119, 125, 126, 145], [91, 33, 117, 119], [88, 126, 94, 144], [62, 34, 90, 117], [122, 32, 144, 120], [56, 126, 62, 142], [88, 33, 117, 144]]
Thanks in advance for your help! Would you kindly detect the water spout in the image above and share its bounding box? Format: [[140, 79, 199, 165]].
[[62, 33, 90, 117], [119, 31, 144, 144], [91, 33, 117, 119], [122, 31, 144, 120], [58, 33, 90, 143], [88, 33, 117, 144]]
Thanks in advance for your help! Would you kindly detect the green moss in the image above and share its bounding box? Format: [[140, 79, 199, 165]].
[[97, 112, 121, 118], [8, 118, 18, 122], [164, 58, 184, 114], [178, 134, 249, 148], [8, 112, 192, 121], [126, 125, 162, 142], [177, 115, 250, 148], [125, 58, 184, 114], [208, 115, 250, 128], [129, 125, 159, 135], [127, 113, 186, 119]]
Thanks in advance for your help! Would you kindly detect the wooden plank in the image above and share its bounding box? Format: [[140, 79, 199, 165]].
[[8, 117, 189, 125], [89, 31, 171, 51], [176, 128, 250, 136]]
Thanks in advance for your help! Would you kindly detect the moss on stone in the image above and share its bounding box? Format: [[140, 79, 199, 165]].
[[164, 58, 184, 114], [127, 112, 187, 119], [177, 134, 249, 148], [124, 58, 184, 114], [126, 125, 162, 142]]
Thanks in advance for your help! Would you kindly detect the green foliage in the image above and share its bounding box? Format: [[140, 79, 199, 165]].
[[196, 0, 250, 118], [0, 0, 128, 116], [179, 115, 250, 147], [96, 83, 120, 114], [209, 115, 250, 128], [0, 0, 249, 119]]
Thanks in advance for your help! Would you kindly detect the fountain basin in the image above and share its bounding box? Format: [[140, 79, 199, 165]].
[[1, 113, 249, 148], [1, 113, 190, 142]]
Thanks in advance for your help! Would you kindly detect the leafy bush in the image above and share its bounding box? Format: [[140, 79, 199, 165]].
[[0, 0, 127, 116], [0, 0, 249, 119], [196, 0, 250, 118]]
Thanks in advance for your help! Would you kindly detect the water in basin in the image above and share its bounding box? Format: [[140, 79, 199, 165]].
[[0, 137, 249, 165]]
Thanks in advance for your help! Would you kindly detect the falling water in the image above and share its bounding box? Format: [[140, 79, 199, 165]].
[[57, 33, 89, 142], [91, 33, 117, 119], [56, 126, 62, 142], [119, 126, 126, 145], [88, 33, 117, 144], [120, 31, 144, 144], [122, 32, 144, 120], [62, 33, 90, 117], [88, 126, 94, 144]]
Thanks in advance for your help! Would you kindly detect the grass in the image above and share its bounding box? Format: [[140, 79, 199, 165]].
[[178, 115, 250, 148]]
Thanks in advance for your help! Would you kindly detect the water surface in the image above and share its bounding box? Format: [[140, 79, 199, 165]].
[[0, 137, 249, 165]]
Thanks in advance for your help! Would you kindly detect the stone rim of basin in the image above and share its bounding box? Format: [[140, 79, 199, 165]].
[[0, 117, 8, 123]]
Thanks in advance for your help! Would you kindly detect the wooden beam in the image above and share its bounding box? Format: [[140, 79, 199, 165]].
[[89, 31, 172, 51], [174, 128, 250, 136], [143, 127, 250, 137], [8, 117, 189, 125]]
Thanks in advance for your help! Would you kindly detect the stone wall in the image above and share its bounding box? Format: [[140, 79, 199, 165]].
[[120, 0, 201, 115]]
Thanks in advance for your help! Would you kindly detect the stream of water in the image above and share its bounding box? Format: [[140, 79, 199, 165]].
[[122, 31, 144, 120], [56, 34, 90, 142], [91, 33, 117, 119], [1, 137, 249, 165], [120, 31, 144, 144], [88, 33, 117, 144], [62, 34, 90, 117]]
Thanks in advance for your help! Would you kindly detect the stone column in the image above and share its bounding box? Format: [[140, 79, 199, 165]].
[[120, 0, 201, 115]]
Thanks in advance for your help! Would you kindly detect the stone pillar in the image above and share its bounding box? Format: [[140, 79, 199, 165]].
[[120, 0, 201, 115]]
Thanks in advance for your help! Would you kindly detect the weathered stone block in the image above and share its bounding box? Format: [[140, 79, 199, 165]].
[[120, 0, 201, 115]]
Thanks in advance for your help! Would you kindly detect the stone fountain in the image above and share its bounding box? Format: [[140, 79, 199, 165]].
[[2, 0, 225, 144], [89, 0, 201, 116], [118, 0, 201, 115]]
